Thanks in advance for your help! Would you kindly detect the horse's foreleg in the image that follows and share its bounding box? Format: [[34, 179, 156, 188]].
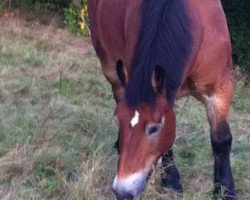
[[211, 120, 235, 200], [161, 149, 183, 193], [100, 59, 125, 153], [204, 79, 235, 200], [101, 59, 125, 103]]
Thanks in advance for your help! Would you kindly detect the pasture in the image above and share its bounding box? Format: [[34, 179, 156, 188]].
[[0, 17, 249, 200]]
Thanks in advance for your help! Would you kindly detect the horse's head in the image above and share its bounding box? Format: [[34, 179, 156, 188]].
[[112, 96, 176, 200]]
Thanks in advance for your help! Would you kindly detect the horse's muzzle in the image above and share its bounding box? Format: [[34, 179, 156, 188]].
[[112, 190, 134, 200], [112, 172, 147, 200]]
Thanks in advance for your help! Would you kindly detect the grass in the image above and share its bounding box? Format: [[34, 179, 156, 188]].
[[0, 17, 249, 200]]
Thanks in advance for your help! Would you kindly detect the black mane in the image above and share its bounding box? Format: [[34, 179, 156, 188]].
[[125, 0, 192, 107]]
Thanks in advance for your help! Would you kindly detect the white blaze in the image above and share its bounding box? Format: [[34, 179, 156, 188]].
[[130, 111, 139, 127]]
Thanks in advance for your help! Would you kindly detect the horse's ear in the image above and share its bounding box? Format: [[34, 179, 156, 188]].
[[116, 60, 127, 87], [151, 65, 166, 94]]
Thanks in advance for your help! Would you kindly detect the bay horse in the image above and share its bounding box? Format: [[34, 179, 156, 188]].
[[88, 0, 235, 199]]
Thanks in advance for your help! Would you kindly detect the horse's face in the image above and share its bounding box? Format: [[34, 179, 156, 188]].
[[112, 97, 176, 200]]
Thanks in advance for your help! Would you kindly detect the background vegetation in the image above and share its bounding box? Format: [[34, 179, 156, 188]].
[[0, 17, 249, 199], [1, 0, 249, 81], [221, 0, 250, 82]]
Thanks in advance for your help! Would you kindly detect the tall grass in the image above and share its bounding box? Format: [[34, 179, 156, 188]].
[[0, 18, 249, 200]]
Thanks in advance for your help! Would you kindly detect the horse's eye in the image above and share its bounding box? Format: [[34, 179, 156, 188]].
[[146, 123, 161, 136]]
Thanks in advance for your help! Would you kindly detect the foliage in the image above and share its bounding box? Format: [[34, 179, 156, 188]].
[[1, 0, 89, 36], [2, 0, 70, 11], [221, 0, 250, 82], [79, 2, 89, 36], [30, 0, 70, 11], [63, 0, 89, 36]]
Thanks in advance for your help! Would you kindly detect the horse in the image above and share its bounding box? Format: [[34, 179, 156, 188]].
[[88, 0, 235, 199]]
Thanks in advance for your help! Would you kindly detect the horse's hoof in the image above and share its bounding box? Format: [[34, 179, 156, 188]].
[[213, 194, 237, 200], [213, 184, 236, 200], [161, 176, 183, 194], [161, 165, 183, 194], [213, 190, 236, 200]]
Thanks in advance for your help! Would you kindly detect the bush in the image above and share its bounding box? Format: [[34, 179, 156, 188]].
[[2, 0, 89, 36], [63, 0, 89, 36], [3, 0, 70, 11], [31, 0, 70, 11], [222, 0, 250, 82]]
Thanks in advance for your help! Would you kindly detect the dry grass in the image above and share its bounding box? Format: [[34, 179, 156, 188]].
[[0, 17, 249, 200]]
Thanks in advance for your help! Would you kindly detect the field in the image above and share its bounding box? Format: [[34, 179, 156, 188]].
[[0, 17, 249, 200]]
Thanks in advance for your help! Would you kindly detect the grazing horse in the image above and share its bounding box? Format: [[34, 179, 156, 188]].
[[88, 0, 235, 199]]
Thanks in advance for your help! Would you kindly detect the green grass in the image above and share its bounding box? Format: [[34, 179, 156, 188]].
[[0, 19, 249, 200]]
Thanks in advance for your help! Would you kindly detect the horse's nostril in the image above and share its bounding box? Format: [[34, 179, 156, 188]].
[[124, 193, 134, 200], [112, 173, 146, 200], [117, 194, 134, 200], [113, 188, 134, 200]]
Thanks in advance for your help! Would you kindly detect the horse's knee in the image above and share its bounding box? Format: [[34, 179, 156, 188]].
[[204, 79, 232, 132]]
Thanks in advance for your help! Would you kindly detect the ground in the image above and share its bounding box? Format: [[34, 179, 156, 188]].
[[0, 16, 249, 200]]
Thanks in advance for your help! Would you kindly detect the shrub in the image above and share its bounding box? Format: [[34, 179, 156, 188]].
[[3, 0, 70, 11], [2, 0, 90, 36], [222, 0, 250, 82], [63, 0, 89, 36]]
